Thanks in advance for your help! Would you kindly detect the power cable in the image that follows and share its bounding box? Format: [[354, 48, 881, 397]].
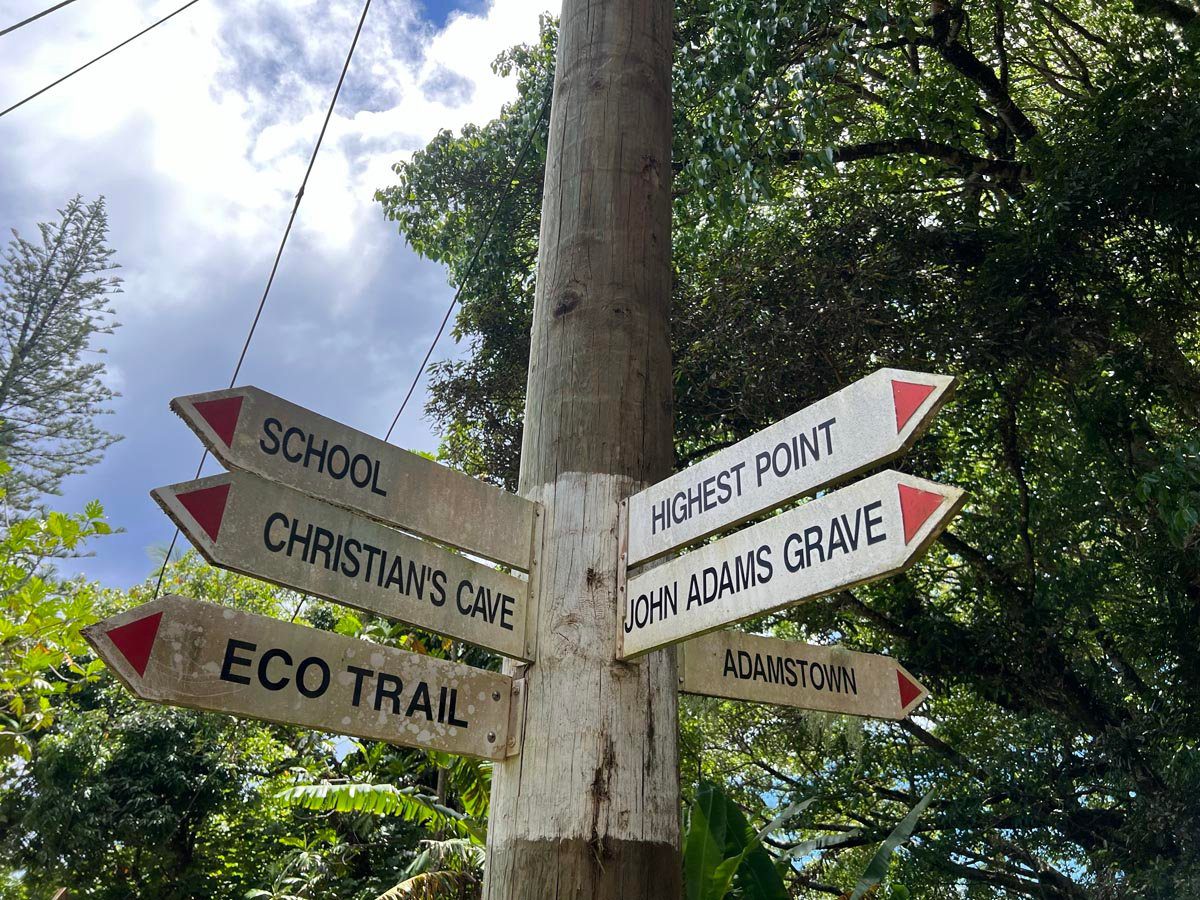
[[151, 0, 374, 601], [0, 0, 82, 38], [0, 0, 201, 119], [382, 89, 551, 443]]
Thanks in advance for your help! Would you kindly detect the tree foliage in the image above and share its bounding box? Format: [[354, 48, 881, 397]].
[[0, 196, 121, 509], [0, 474, 110, 763], [379, 1, 1200, 896]]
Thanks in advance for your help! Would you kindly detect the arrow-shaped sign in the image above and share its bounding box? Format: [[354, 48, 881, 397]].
[[627, 369, 955, 565], [83, 596, 520, 760], [619, 470, 964, 658], [679, 631, 928, 720], [172, 386, 537, 571], [152, 471, 533, 661]]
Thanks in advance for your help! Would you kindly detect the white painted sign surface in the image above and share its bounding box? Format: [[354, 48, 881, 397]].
[[680, 631, 928, 720], [627, 369, 955, 564], [620, 470, 965, 658], [172, 386, 536, 570], [83, 595, 518, 760], [152, 471, 533, 661]]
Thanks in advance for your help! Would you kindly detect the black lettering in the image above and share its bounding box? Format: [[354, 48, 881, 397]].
[[783, 658, 798, 687], [327, 445, 350, 480], [347, 665, 374, 706], [756, 544, 773, 581], [818, 417, 836, 454], [447, 688, 469, 727], [810, 661, 826, 691], [456, 580, 474, 616], [374, 672, 403, 713], [350, 454, 373, 488], [803, 525, 826, 565], [310, 527, 335, 568], [370, 459, 387, 497], [286, 518, 313, 559], [296, 657, 330, 698], [652, 499, 668, 535], [220, 639, 255, 685], [264, 512, 288, 552], [384, 556, 405, 591], [259, 417, 283, 455], [258, 648, 292, 691], [303, 434, 329, 472], [282, 427, 304, 462], [405, 682, 433, 720], [864, 501, 887, 544], [430, 569, 447, 605], [341, 538, 362, 578]]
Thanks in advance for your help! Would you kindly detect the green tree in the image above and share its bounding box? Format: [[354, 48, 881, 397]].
[[380, 2, 1200, 896], [0, 464, 111, 763], [0, 196, 121, 509]]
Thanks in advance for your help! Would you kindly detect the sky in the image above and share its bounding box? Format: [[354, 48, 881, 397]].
[[0, 0, 551, 588]]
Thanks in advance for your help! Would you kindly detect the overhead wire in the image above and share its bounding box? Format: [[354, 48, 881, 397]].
[[382, 88, 552, 443], [137, 3, 377, 886], [0, 0, 202, 119], [0, 0, 83, 38], [150, 0, 374, 601]]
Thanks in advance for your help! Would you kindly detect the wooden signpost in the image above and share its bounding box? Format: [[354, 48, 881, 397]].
[[619, 470, 964, 658], [172, 385, 537, 571], [83, 595, 521, 760], [679, 631, 928, 720], [152, 470, 534, 661], [626, 368, 955, 565]]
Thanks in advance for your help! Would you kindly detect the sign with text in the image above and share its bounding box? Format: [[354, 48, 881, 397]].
[[83, 596, 518, 760], [680, 631, 928, 720], [172, 386, 536, 571], [627, 369, 955, 564], [152, 471, 532, 661], [620, 470, 964, 658]]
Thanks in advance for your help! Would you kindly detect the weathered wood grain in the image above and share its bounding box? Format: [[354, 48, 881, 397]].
[[482, 0, 680, 891]]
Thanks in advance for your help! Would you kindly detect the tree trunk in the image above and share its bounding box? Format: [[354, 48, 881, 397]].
[[482, 0, 679, 894]]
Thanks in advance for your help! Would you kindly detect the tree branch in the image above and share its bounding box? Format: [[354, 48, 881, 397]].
[[1130, 0, 1199, 27]]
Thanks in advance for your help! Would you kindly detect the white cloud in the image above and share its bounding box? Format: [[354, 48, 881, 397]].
[[0, 0, 551, 585]]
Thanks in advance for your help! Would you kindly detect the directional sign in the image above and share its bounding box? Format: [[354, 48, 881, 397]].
[[152, 471, 533, 661], [679, 631, 928, 720], [619, 470, 964, 658], [172, 386, 536, 571], [83, 595, 519, 760], [627, 369, 955, 565]]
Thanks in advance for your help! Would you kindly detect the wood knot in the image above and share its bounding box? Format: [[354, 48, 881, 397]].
[[553, 289, 583, 318]]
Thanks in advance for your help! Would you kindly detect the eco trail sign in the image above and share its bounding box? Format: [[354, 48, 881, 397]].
[[83, 596, 521, 760], [152, 471, 533, 661], [172, 385, 537, 571], [620, 470, 965, 658], [679, 631, 928, 720], [626, 369, 955, 565]]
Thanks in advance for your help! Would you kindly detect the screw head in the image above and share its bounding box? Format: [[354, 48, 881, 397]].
[[487, 731, 497, 743], [492, 690, 501, 701]]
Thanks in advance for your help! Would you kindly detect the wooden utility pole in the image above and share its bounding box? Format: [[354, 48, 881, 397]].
[[482, 0, 678, 893]]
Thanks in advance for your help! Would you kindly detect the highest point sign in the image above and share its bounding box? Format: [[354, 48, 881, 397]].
[[626, 368, 954, 565]]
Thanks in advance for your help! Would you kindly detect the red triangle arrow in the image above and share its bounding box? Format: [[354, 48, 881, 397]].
[[176, 483, 231, 543], [897, 669, 923, 710], [192, 396, 244, 448], [898, 483, 945, 543], [892, 380, 936, 433], [106, 611, 163, 677]]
